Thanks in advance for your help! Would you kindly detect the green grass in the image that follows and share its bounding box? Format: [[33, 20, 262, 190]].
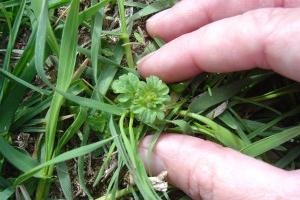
[[0, 0, 299, 199]]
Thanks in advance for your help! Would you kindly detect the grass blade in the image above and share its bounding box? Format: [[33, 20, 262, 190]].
[[275, 146, 300, 168], [44, 0, 80, 161], [35, 0, 80, 198], [56, 162, 73, 200], [242, 125, 300, 157], [55, 90, 124, 115], [55, 107, 88, 153], [248, 107, 300, 139], [34, 0, 52, 86], [0, 0, 26, 101], [0, 68, 50, 95], [14, 137, 114, 186], [0, 187, 14, 200], [189, 79, 250, 113], [0, 61, 36, 134], [91, 7, 104, 84], [78, 0, 110, 24], [0, 136, 40, 175], [130, 0, 169, 21], [77, 125, 92, 199]]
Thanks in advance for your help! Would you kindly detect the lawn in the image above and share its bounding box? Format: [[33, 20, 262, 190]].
[[0, 0, 300, 199]]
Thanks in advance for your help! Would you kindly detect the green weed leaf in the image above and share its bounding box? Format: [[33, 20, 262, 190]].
[[112, 73, 141, 107], [112, 73, 170, 123], [133, 76, 170, 123]]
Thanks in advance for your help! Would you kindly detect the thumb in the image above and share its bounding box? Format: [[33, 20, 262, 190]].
[[139, 134, 300, 200]]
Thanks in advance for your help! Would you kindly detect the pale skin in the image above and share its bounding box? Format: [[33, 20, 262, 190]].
[[137, 0, 300, 199]]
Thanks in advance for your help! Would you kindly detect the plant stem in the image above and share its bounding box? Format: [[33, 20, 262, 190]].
[[179, 110, 245, 150], [35, 180, 48, 200], [35, 166, 54, 200], [119, 113, 127, 141], [179, 110, 216, 126], [119, 113, 137, 168], [117, 0, 134, 68], [129, 112, 135, 146], [96, 186, 134, 200]]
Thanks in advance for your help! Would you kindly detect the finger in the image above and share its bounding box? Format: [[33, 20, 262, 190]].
[[138, 8, 300, 83], [147, 0, 300, 41], [139, 134, 300, 200]]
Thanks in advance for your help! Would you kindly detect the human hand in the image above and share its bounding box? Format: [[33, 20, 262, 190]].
[[137, 0, 300, 199]]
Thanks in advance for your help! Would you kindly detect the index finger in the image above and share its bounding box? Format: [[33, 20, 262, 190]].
[[138, 8, 300, 83], [147, 0, 300, 41]]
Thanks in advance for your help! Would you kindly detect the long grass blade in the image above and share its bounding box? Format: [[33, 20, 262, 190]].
[[45, 0, 80, 161], [0, 136, 40, 175], [0, 187, 14, 200], [14, 137, 114, 186], [242, 125, 300, 157], [56, 162, 73, 200], [0, 0, 26, 101]]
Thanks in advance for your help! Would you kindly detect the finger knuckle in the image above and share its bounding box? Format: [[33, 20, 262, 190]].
[[186, 155, 218, 200]]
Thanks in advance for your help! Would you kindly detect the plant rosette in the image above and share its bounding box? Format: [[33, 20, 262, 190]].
[[112, 73, 170, 124]]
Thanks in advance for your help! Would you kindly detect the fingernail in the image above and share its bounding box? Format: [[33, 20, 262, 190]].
[[139, 135, 166, 175]]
